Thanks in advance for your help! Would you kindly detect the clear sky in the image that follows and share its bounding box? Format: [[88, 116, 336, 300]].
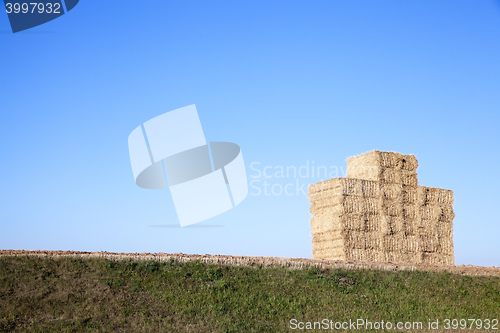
[[1, 0, 499, 266]]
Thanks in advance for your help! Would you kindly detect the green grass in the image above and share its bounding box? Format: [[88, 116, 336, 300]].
[[0, 256, 499, 332]]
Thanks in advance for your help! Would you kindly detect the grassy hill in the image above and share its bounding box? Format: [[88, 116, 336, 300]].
[[1, 255, 499, 332]]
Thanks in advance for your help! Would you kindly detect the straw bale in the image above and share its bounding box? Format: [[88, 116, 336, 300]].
[[312, 248, 346, 260], [379, 151, 402, 169], [311, 212, 386, 234], [361, 179, 381, 198], [380, 216, 404, 235], [347, 151, 418, 181], [400, 154, 418, 171], [380, 251, 419, 263], [347, 150, 418, 172], [418, 217, 438, 233], [310, 196, 383, 216], [310, 215, 341, 234], [344, 230, 381, 250], [401, 185, 418, 203], [308, 178, 364, 200], [379, 183, 403, 201], [421, 252, 454, 266], [419, 235, 440, 253], [362, 214, 384, 232], [439, 237, 454, 256], [400, 171, 418, 187], [341, 213, 369, 231], [419, 204, 442, 221], [345, 249, 380, 262], [381, 198, 403, 217], [312, 232, 343, 243], [380, 169, 401, 184], [402, 235, 419, 252], [381, 234, 404, 251], [402, 218, 417, 235], [438, 206, 455, 223], [417, 187, 454, 205], [312, 240, 344, 250], [402, 204, 419, 221], [307, 178, 382, 200], [437, 222, 453, 239], [332, 213, 385, 232], [347, 151, 380, 181]]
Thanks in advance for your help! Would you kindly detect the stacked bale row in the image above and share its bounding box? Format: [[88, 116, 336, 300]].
[[309, 150, 455, 265], [416, 187, 455, 265], [347, 150, 421, 263], [308, 178, 383, 261]]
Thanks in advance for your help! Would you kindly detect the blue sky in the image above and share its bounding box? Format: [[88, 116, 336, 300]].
[[1, 0, 499, 266]]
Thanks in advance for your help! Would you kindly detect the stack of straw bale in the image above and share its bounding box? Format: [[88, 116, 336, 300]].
[[309, 150, 454, 265]]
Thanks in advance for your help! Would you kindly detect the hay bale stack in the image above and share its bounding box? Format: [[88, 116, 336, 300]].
[[309, 150, 455, 266], [417, 186, 455, 265]]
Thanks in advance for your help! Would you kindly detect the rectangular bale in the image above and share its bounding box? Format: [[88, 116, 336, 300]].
[[347, 150, 418, 182], [417, 186, 454, 205], [312, 248, 346, 260], [421, 252, 454, 266]]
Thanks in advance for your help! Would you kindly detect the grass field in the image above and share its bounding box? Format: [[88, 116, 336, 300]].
[[1, 255, 499, 332]]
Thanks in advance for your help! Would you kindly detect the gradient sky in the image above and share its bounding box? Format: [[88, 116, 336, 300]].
[[1, 0, 499, 266]]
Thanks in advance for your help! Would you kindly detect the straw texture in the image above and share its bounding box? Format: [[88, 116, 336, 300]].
[[309, 150, 454, 266]]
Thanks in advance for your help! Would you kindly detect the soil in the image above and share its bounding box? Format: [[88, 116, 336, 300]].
[[1, 249, 499, 277]]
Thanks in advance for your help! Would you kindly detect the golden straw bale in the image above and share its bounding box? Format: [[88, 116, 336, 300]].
[[380, 169, 401, 183], [312, 240, 344, 251], [400, 154, 419, 171], [419, 204, 442, 221], [439, 238, 454, 256], [310, 196, 382, 215], [439, 211, 455, 224], [362, 214, 385, 232], [345, 249, 380, 262], [381, 198, 403, 217], [401, 185, 418, 203], [361, 179, 381, 197], [380, 216, 404, 235], [312, 248, 346, 260], [342, 213, 370, 231], [343, 230, 381, 250], [347, 150, 418, 181], [400, 171, 418, 187], [332, 213, 383, 232], [381, 234, 404, 251], [421, 252, 454, 265], [310, 215, 342, 234], [308, 178, 364, 200], [402, 235, 420, 252], [419, 235, 440, 252], [417, 187, 454, 205], [310, 213, 386, 233], [379, 183, 403, 201], [402, 204, 419, 220], [308, 213, 339, 232], [402, 218, 417, 235], [380, 251, 410, 263], [437, 222, 453, 239], [312, 232, 343, 243]]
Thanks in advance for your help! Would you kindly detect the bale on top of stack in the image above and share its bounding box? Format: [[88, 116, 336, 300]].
[[309, 150, 454, 265]]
